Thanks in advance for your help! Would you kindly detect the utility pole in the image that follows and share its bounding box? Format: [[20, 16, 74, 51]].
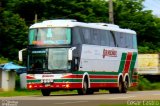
[[0, 0, 1, 7], [35, 13, 37, 23], [109, 0, 114, 24]]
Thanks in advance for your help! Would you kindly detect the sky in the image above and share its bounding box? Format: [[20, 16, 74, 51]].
[[143, 0, 160, 16]]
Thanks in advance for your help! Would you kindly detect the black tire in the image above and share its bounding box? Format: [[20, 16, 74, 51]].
[[77, 79, 88, 95], [87, 89, 94, 94], [122, 80, 128, 93], [41, 89, 51, 96], [109, 78, 123, 93], [109, 88, 118, 93], [117, 78, 123, 93]]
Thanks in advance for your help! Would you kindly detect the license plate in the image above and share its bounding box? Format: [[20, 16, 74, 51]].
[[45, 84, 50, 87]]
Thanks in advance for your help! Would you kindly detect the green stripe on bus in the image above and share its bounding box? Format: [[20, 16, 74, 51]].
[[118, 53, 127, 73], [129, 52, 137, 80], [27, 80, 41, 83], [90, 79, 117, 82], [54, 79, 82, 82]]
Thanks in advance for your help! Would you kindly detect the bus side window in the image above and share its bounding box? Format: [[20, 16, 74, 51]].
[[108, 31, 116, 47], [100, 30, 109, 46], [114, 31, 120, 47], [83, 28, 91, 44], [126, 34, 133, 49], [91, 29, 100, 45], [119, 33, 126, 48], [72, 27, 82, 45], [79, 27, 86, 44], [133, 35, 137, 49]]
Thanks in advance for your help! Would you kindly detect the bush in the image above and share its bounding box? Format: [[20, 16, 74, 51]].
[[137, 76, 152, 90], [0, 56, 9, 64], [130, 75, 160, 91]]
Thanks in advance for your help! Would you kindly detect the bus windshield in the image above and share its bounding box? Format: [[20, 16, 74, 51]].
[[28, 48, 71, 73], [48, 48, 70, 70], [29, 28, 71, 45]]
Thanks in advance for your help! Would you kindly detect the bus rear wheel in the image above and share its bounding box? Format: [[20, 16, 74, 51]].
[[41, 89, 51, 96], [122, 80, 128, 93], [109, 78, 123, 93]]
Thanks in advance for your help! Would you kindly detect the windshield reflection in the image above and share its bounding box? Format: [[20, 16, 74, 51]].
[[29, 28, 71, 45]]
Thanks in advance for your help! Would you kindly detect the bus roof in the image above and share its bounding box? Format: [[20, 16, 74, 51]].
[[30, 19, 136, 34]]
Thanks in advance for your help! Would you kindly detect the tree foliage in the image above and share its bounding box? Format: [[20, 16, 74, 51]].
[[114, 0, 160, 53], [0, 11, 28, 59], [0, 0, 160, 60]]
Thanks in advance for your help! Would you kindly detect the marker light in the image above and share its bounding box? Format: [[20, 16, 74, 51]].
[[66, 84, 70, 88], [29, 85, 32, 89]]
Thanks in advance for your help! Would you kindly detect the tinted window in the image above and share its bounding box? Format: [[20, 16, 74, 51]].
[[100, 30, 109, 46], [109, 31, 116, 47]]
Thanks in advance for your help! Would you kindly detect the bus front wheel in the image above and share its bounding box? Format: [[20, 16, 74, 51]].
[[77, 79, 88, 95], [41, 89, 51, 96]]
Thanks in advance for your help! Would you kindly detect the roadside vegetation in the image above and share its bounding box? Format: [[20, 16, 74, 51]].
[[0, 89, 79, 97], [0, 56, 9, 64], [129, 75, 160, 91]]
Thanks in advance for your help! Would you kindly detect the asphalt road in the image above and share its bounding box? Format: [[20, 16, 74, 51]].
[[0, 91, 160, 106]]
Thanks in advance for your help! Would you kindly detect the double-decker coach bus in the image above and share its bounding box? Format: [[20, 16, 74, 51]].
[[19, 19, 138, 96]]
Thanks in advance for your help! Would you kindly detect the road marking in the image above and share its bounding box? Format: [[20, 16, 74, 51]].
[[153, 94, 160, 96], [38, 96, 67, 100], [54, 101, 88, 105], [108, 96, 135, 100]]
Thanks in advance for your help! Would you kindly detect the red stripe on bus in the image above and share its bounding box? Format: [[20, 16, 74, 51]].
[[62, 74, 83, 78], [132, 75, 138, 79], [123, 52, 132, 76], [26, 75, 35, 79], [89, 75, 118, 79], [131, 82, 138, 87], [27, 82, 82, 89], [90, 83, 118, 88]]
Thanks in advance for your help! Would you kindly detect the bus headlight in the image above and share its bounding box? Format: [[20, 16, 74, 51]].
[[50, 79, 53, 83]]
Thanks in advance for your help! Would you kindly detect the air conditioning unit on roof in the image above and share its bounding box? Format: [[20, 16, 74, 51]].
[[42, 19, 77, 23], [89, 23, 119, 28]]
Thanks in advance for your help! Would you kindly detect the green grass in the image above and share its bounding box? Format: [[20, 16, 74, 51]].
[[0, 89, 41, 97], [0, 89, 78, 97], [51, 90, 77, 95]]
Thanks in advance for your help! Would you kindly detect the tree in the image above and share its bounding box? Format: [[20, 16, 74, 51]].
[[114, 0, 160, 53], [7, 0, 109, 24], [1, 0, 160, 60], [0, 11, 28, 59]]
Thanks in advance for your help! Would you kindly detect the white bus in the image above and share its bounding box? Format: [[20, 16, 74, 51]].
[[20, 19, 138, 96]]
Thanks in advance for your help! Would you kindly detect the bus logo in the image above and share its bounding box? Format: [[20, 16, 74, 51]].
[[103, 49, 117, 58], [42, 75, 54, 77]]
